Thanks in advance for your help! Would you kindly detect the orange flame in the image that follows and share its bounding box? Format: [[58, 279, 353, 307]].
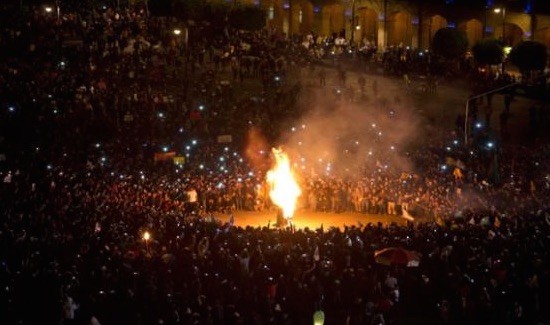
[[267, 148, 301, 219]]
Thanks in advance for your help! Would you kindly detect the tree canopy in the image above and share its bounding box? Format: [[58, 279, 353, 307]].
[[472, 38, 504, 66], [149, 1, 265, 31], [149, 0, 203, 20], [229, 5, 266, 31], [509, 41, 548, 72], [432, 28, 468, 60]]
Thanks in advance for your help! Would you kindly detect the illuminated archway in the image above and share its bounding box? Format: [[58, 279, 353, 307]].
[[263, 0, 285, 33], [494, 23, 524, 47], [388, 11, 412, 46], [356, 7, 378, 44], [299, 1, 314, 35], [422, 14, 447, 48], [284, 2, 303, 35], [320, 3, 345, 36], [535, 27, 550, 50], [458, 19, 483, 47]]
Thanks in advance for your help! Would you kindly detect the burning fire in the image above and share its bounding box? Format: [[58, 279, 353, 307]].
[[267, 148, 301, 219]]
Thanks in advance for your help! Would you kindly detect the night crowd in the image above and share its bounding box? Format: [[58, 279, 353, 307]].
[[0, 4, 549, 325]]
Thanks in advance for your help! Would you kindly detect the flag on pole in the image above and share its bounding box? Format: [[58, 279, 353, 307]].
[[402, 207, 415, 221], [154, 151, 176, 162], [313, 245, 320, 262], [494, 216, 501, 228]]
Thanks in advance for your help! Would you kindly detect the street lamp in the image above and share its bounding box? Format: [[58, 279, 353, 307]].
[[45, 2, 60, 22], [350, 0, 356, 45], [494, 7, 506, 74], [143, 231, 151, 254], [493, 7, 506, 45], [173, 28, 187, 56]]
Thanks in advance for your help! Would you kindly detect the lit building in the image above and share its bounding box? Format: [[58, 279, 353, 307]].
[[229, 0, 550, 49]]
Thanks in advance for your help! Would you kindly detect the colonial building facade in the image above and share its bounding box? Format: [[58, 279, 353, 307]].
[[230, 0, 550, 50]]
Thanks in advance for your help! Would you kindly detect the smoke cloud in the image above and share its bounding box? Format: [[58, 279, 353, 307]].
[[277, 82, 424, 179]]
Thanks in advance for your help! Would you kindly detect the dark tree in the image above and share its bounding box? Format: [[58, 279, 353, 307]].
[[472, 38, 504, 66], [149, 0, 172, 17], [432, 27, 468, 60], [203, 2, 230, 33], [509, 41, 548, 73], [229, 6, 266, 31], [172, 0, 203, 20]]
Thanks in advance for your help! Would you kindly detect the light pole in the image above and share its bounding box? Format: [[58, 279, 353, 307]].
[[483, 5, 488, 38], [494, 7, 506, 45], [143, 231, 151, 255], [288, 0, 293, 38], [529, 0, 536, 41], [494, 7, 506, 75], [350, 0, 356, 45], [464, 82, 517, 144], [174, 28, 181, 57], [383, 0, 388, 48], [56, 0, 60, 23]]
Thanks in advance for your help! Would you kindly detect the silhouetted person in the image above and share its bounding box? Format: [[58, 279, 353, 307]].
[[319, 68, 326, 86], [504, 94, 512, 114]]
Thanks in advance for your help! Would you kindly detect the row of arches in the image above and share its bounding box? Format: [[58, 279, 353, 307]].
[[259, 0, 550, 50], [327, 6, 550, 49], [353, 9, 524, 48]]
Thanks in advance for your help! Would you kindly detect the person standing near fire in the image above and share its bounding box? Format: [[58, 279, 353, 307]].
[[186, 186, 199, 214]]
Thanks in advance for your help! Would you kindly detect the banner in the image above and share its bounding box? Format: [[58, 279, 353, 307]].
[[173, 156, 185, 165], [217, 135, 232, 143], [453, 167, 463, 180], [190, 110, 201, 120], [445, 157, 466, 170], [402, 208, 415, 221], [313, 310, 325, 325], [154, 151, 176, 162], [435, 215, 446, 227]]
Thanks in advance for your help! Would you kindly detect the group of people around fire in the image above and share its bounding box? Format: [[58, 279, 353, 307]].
[[0, 4, 548, 325]]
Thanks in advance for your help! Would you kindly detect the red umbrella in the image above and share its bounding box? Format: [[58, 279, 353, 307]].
[[374, 247, 421, 267]]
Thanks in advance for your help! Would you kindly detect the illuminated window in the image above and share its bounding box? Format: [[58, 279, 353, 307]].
[[268, 6, 274, 20], [299, 10, 303, 23]]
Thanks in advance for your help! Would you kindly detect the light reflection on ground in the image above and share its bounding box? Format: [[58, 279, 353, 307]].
[[214, 209, 409, 230]]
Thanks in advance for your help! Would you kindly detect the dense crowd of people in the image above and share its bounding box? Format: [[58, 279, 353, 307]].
[[0, 5, 549, 325]]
